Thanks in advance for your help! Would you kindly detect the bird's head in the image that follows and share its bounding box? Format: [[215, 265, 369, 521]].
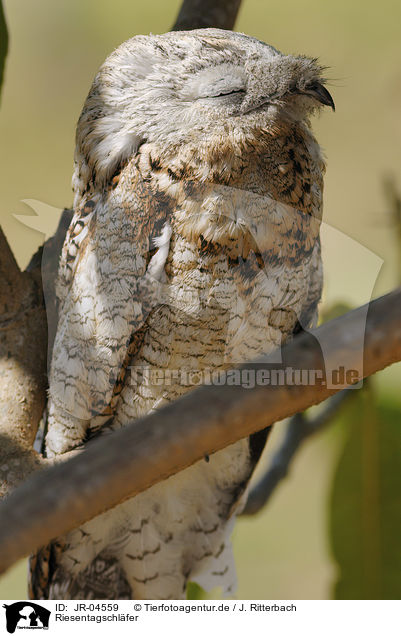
[[74, 28, 334, 196]]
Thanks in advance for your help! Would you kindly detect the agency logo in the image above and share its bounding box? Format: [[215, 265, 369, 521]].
[[2, 602, 50, 634]]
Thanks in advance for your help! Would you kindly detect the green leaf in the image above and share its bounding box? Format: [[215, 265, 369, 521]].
[[0, 0, 8, 103], [329, 389, 401, 599], [186, 581, 208, 600]]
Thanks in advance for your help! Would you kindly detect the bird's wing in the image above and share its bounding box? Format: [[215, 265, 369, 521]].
[[46, 157, 172, 456], [30, 157, 173, 598]]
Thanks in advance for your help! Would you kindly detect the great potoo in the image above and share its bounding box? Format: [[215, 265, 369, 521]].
[[30, 28, 334, 600]]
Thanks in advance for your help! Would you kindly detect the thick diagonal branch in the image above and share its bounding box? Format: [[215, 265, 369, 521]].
[[0, 287, 399, 574]]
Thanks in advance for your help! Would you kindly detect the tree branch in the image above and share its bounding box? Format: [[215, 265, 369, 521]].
[[0, 0, 8, 103], [0, 228, 48, 496], [383, 176, 401, 284], [172, 0, 242, 31], [0, 210, 72, 497], [242, 390, 352, 515], [0, 287, 399, 574]]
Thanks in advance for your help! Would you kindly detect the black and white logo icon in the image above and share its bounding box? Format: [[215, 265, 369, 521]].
[[3, 602, 50, 633]]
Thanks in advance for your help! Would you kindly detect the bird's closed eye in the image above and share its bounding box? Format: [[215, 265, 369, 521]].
[[183, 65, 247, 102], [210, 89, 245, 98]]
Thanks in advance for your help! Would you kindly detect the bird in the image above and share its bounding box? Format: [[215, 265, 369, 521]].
[[29, 27, 334, 600]]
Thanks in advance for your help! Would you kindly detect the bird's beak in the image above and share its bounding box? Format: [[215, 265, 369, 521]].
[[303, 82, 335, 111]]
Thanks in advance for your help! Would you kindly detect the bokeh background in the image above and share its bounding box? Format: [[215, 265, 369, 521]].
[[0, 0, 400, 599]]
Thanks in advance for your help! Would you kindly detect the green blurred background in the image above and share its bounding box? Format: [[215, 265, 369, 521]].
[[0, 0, 400, 599]]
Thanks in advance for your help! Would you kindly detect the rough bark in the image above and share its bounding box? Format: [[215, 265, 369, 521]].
[[0, 228, 47, 496], [0, 210, 73, 497]]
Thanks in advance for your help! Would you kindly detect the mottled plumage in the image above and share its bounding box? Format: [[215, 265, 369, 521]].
[[30, 28, 333, 600]]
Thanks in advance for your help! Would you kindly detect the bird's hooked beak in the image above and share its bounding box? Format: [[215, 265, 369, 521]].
[[239, 81, 335, 116], [302, 81, 335, 111]]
